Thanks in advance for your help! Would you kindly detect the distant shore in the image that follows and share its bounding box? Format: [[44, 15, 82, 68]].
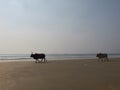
[[0, 58, 120, 90]]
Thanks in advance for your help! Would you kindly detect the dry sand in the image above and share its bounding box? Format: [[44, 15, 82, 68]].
[[0, 58, 120, 90]]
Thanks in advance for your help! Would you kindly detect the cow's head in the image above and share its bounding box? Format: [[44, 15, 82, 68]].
[[96, 53, 102, 57], [30, 52, 34, 57]]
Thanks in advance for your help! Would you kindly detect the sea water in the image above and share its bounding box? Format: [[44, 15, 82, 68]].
[[0, 54, 120, 61]]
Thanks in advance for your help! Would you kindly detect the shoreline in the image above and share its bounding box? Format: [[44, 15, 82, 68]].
[[0, 57, 120, 62], [0, 53, 120, 62]]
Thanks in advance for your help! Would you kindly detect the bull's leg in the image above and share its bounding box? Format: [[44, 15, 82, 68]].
[[40, 58, 43, 63], [42, 58, 46, 63], [105, 58, 107, 62], [105, 58, 108, 62], [101, 58, 103, 62], [44, 58, 47, 62], [104, 58, 107, 62], [37, 59, 40, 63], [43, 58, 45, 62], [35, 59, 37, 63], [106, 58, 109, 62], [43, 57, 47, 63], [104, 58, 106, 62], [35, 59, 38, 63], [38, 59, 41, 63], [98, 58, 100, 62], [42, 58, 44, 63], [103, 58, 105, 62]]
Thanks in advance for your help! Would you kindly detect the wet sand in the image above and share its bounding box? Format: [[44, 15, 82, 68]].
[[0, 58, 120, 90]]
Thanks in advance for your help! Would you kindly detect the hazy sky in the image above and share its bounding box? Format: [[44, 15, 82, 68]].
[[0, 0, 120, 54]]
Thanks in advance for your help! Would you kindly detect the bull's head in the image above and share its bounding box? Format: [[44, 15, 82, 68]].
[[30, 52, 34, 57], [96, 53, 102, 57], [96, 54, 98, 57]]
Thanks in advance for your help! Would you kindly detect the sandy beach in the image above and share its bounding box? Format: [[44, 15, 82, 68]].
[[0, 58, 120, 90]]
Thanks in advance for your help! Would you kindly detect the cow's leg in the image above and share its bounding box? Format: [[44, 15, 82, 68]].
[[42, 58, 46, 63], [43, 58, 45, 63], [42, 58, 44, 62], [99, 59, 100, 62], [38, 59, 41, 63], [44, 58, 47, 62], [105, 58, 108, 62], [103, 58, 105, 62], [103, 58, 106, 62], [98, 58, 100, 62], [104, 58, 108, 62], [103, 58, 104, 62], [37, 59, 39, 63], [37, 59, 40, 63], [105, 58, 107, 62], [106, 58, 109, 62], [40, 58, 43, 63], [44, 58, 46, 63], [101, 58, 103, 62], [35, 59, 38, 63]]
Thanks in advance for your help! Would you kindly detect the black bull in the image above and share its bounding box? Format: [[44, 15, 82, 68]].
[[30, 53, 46, 63], [96, 53, 109, 62]]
